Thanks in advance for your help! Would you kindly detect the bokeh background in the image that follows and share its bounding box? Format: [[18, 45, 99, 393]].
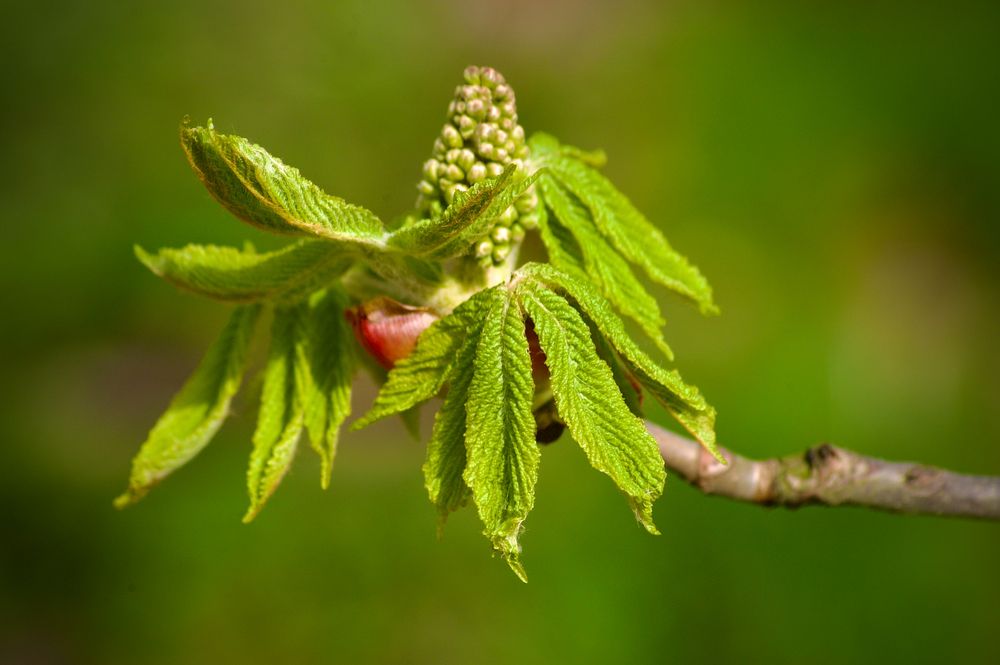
[[2, 1, 999, 663]]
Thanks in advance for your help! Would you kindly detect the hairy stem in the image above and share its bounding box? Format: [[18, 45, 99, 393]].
[[647, 422, 1000, 520]]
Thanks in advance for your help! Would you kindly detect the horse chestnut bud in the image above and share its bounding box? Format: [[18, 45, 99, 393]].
[[345, 297, 439, 370]]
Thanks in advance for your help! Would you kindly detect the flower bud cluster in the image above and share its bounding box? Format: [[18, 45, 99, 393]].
[[416, 66, 539, 266]]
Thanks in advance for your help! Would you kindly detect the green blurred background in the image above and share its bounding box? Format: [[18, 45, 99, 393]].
[[2, 1, 998, 663]]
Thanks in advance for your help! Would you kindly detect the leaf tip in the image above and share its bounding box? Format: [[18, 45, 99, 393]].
[[505, 556, 529, 583], [112, 491, 136, 510], [705, 441, 727, 466], [629, 496, 661, 535], [241, 505, 261, 524], [114, 479, 152, 510], [654, 337, 675, 363], [434, 513, 450, 540], [492, 526, 529, 582], [349, 415, 372, 432], [133, 245, 159, 273]]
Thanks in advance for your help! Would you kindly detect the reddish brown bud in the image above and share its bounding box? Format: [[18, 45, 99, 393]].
[[345, 297, 439, 370], [524, 319, 548, 384]]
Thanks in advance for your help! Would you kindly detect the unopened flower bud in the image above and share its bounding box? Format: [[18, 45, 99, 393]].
[[515, 190, 538, 214], [457, 115, 476, 138], [475, 239, 494, 258], [441, 124, 462, 148], [481, 67, 503, 88], [492, 245, 511, 263], [411, 65, 536, 260], [519, 212, 539, 230], [491, 225, 511, 244], [499, 206, 517, 225], [457, 149, 476, 172], [467, 98, 486, 119], [476, 124, 495, 141], [422, 159, 439, 181], [467, 163, 487, 183]]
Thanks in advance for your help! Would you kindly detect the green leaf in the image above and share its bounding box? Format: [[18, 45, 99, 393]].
[[400, 406, 422, 441], [520, 263, 719, 459], [422, 313, 485, 524], [181, 123, 386, 246], [388, 165, 541, 258], [301, 289, 354, 489], [135, 240, 351, 304], [463, 287, 538, 581], [537, 173, 671, 359], [518, 282, 666, 532], [114, 305, 261, 508], [351, 288, 494, 430], [530, 132, 718, 315], [591, 321, 644, 418], [244, 304, 309, 521], [533, 191, 587, 280]]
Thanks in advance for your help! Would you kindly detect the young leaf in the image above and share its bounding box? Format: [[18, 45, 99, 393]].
[[591, 321, 644, 418], [182, 123, 387, 247], [463, 287, 538, 581], [114, 305, 261, 508], [301, 289, 354, 489], [386, 164, 513, 256], [422, 314, 485, 523], [530, 132, 718, 315], [351, 288, 494, 430], [533, 192, 588, 280], [517, 283, 665, 533], [244, 304, 309, 521], [537, 173, 671, 359], [399, 406, 422, 441], [520, 263, 718, 459], [388, 165, 541, 259], [135, 240, 351, 304]]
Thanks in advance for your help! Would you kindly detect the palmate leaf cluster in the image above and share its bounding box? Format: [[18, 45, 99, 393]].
[[355, 264, 715, 579], [118, 74, 720, 580]]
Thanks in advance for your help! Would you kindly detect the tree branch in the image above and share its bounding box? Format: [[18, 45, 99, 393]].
[[647, 421, 1000, 520]]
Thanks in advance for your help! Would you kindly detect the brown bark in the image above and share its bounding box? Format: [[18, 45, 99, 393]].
[[648, 422, 1000, 520]]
